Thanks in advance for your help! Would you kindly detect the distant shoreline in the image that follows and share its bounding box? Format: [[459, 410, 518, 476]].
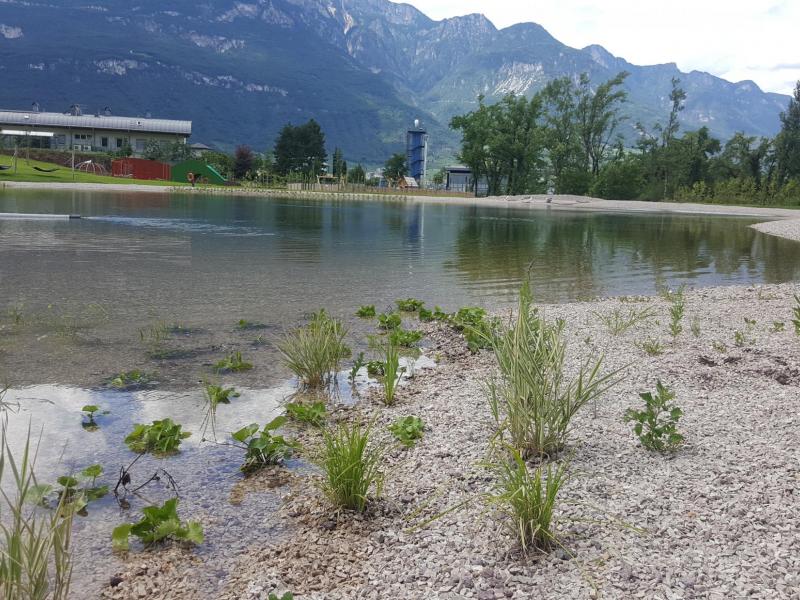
[[3, 180, 800, 240]]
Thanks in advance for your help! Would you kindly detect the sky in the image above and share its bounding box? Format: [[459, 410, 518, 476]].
[[402, 0, 799, 96]]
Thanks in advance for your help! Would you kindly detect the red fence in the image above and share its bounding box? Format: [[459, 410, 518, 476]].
[[111, 158, 171, 180]]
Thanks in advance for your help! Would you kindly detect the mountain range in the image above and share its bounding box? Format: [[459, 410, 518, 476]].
[[0, 0, 791, 165]]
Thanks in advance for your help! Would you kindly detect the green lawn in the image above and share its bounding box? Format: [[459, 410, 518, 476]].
[[0, 156, 188, 187]]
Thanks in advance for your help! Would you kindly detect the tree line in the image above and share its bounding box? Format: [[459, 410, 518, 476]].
[[451, 74, 800, 205]]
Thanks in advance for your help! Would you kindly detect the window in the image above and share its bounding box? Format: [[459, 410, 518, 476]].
[[101, 137, 108, 148], [116, 138, 123, 148], [135, 139, 145, 152]]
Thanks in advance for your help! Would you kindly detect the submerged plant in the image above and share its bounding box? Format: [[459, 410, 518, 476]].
[[213, 351, 253, 374], [387, 328, 423, 348], [231, 417, 296, 473], [396, 298, 425, 312], [112, 498, 203, 552], [487, 283, 618, 458], [356, 305, 376, 318], [594, 306, 656, 336], [81, 405, 109, 431], [377, 312, 402, 331], [388, 416, 424, 447], [109, 370, 156, 390], [285, 401, 327, 427], [624, 381, 683, 452], [124, 419, 191, 455], [0, 426, 74, 600], [32, 465, 109, 516], [486, 449, 567, 553], [317, 420, 383, 512], [278, 310, 350, 389]]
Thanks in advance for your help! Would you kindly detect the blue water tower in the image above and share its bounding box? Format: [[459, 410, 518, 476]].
[[406, 119, 428, 185]]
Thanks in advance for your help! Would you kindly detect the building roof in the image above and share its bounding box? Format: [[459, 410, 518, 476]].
[[189, 143, 211, 150], [446, 165, 472, 173], [0, 109, 191, 135]]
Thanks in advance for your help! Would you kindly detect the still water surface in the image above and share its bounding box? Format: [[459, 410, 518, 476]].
[[0, 189, 798, 595]]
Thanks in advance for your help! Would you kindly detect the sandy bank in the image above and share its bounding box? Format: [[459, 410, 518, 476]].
[[102, 282, 800, 600], [751, 217, 800, 242]]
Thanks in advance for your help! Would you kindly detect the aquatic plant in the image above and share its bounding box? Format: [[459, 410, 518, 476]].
[[387, 328, 423, 348], [487, 283, 618, 458], [317, 420, 383, 512], [31, 465, 108, 516], [452, 306, 496, 353], [595, 306, 656, 336], [486, 448, 567, 553], [388, 416, 424, 447], [396, 298, 425, 312], [278, 310, 350, 389], [356, 305, 376, 318], [213, 351, 254, 373], [112, 498, 203, 551], [366, 360, 385, 377], [109, 370, 156, 390], [124, 419, 191, 455], [285, 401, 327, 427], [624, 381, 684, 452], [377, 312, 402, 331], [0, 425, 74, 600], [636, 338, 664, 357], [231, 417, 296, 473], [81, 405, 109, 431], [206, 384, 240, 408]]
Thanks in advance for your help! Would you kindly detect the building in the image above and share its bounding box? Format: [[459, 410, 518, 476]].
[[0, 104, 191, 157], [406, 120, 428, 185], [445, 165, 489, 196]]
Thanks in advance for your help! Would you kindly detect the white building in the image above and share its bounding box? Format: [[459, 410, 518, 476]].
[[0, 105, 191, 156]]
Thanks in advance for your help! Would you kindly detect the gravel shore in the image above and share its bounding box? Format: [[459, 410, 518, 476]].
[[101, 282, 800, 600], [752, 218, 800, 242]]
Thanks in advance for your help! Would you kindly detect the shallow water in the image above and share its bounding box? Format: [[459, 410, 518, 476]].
[[1, 189, 799, 595]]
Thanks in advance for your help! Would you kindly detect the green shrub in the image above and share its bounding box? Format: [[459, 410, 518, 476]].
[[285, 401, 326, 427], [278, 310, 350, 389], [377, 312, 402, 331], [124, 419, 190, 455], [317, 421, 383, 512], [486, 449, 567, 552], [232, 417, 296, 473], [213, 351, 253, 373], [356, 305, 376, 318], [487, 283, 617, 458], [388, 416, 424, 447], [112, 498, 203, 551], [387, 328, 423, 348], [624, 381, 684, 452], [396, 298, 424, 312]]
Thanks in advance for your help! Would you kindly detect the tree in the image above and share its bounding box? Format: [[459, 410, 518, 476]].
[[384, 153, 408, 184], [233, 145, 255, 179], [349, 163, 366, 184], [541, 77, 582, 193], [775, 81, 800, 185], [575, 71, 629, 176], [273, 119, 327, 177], [332, 147, 347, 179]]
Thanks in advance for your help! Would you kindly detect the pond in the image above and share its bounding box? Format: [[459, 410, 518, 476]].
[[0, 189, 798, 596]]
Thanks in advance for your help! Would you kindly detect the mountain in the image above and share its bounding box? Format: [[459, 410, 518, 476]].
[[0, 0, 791, 164]]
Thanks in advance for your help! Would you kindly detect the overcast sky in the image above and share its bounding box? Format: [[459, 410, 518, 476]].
[[402, 0, 799, 96]]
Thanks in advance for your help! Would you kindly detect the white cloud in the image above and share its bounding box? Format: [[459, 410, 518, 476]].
[[401, 0, 800, 95]]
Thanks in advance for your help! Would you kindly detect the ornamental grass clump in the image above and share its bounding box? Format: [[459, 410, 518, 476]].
[[487, 283, 618, 458], [486, 448, 567, 553], [317, 420, 383, 513], [0, 426, 74, 600], [278, 310, 351, 389]]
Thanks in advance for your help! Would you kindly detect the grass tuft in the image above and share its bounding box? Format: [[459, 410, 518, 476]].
[[278, 310, 350, 389]]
